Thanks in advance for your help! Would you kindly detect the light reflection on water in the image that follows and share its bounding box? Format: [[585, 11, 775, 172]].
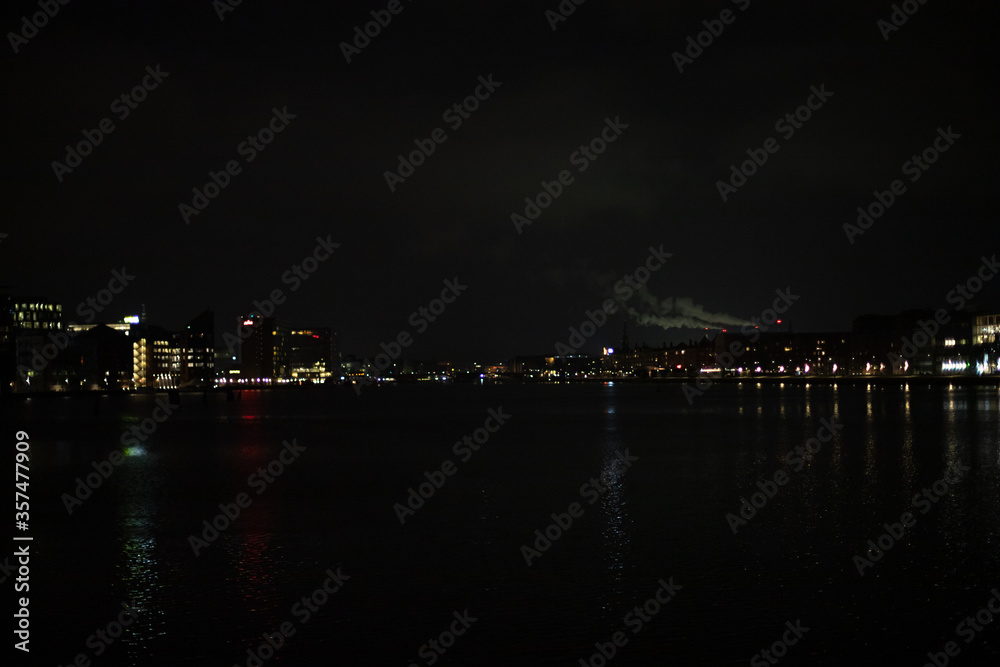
[[598, 387, 632, 615], [114, 454, 164, 659], [18, 383, 1000, 664]]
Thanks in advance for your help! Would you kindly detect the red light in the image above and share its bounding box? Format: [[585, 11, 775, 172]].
[[777, 319, 782, 324], [312, 335, 319, 338], [722, 329, 727, 332]]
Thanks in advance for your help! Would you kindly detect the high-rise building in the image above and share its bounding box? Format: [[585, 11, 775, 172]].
[[974, 313, 1000, 347], [1, 297, 64, 334], [133, 325, 182, 389], [969, 311, 999, 375], [289, 328, 337, 381], [2, 297, 66, 392], [180, 310, 215, 386], [238, 315, 290, 382]]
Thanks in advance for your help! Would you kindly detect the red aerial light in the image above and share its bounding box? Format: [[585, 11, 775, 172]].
[[777, 320, 782, 324]]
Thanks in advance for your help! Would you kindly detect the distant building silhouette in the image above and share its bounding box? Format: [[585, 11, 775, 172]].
[[180, 310, 215, 387], [238, 315, 290, 382], [76, 324, 131, 390]]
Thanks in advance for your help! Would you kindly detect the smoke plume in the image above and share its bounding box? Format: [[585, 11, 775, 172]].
[[624, 288, 751, 330]]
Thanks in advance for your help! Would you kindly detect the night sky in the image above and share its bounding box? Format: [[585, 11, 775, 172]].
[[3, 0, 996, 362]]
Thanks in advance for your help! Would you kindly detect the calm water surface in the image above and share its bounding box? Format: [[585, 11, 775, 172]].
[[6, 382, 1000, 665]]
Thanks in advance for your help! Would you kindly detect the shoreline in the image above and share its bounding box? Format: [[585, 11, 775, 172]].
[[3, 374, 998, 401]]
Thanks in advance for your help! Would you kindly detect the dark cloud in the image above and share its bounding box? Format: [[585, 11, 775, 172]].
[[1, 0, 995, 361]]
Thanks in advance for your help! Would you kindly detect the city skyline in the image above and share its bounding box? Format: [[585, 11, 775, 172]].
[[4, 289, 998, 392], [6, 244, 1000, 366]]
